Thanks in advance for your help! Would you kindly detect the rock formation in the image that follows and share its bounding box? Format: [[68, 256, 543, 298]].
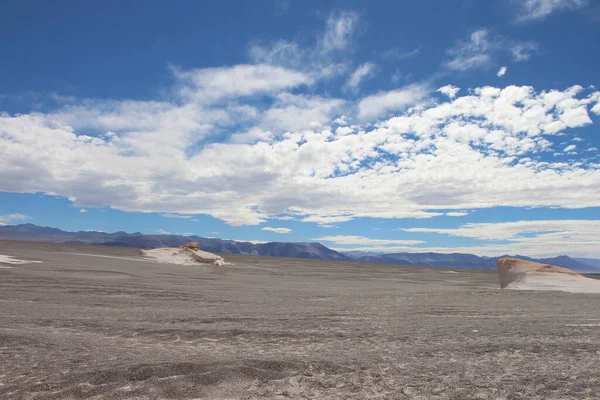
[[496, 257, 600, 293], [140, 242, 225, 267], [180, 242, 200, 251]]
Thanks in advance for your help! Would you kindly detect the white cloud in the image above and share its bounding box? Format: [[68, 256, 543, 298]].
[[446, 211, 468, 217], [313, 235, 425, 246], [1, 58, 599, 229], [437, 85, 460, 99], [497, 66, 507, 77], [229, 128, 272, 144], [319, 11, 359, 53], [261, 93, 344, 132], [172, 64, 313, 102], [407, 219, 597, 240], [270, 215, 296, 221], [345, 62, 376, 91], [564, 144, 576, 152], [397, 219, 600, 257], [79, 208, 88, 213], [262, 227, 292, 234], [0, 213, 30, 225], [380, 47, 420, 60], [249, 11, 359, 81], [156, 229, 171, 235], [301, 215, 355, 224], [161, 213, 192, 219], [357, 83, 429, 119], [446, 29, 537, 71], [515, 0, 587, 22], [510, 43, 538, 61], [320, 219, 600, 257]]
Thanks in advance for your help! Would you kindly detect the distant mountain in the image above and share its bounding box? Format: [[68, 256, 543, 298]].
[[344, 251, 599, 272], [574, 258, 600, 268], [0, 224, 597, 271], [536, 256, 597, 272], [341, 250, 385, 258], [350, 252, 498, 269], [0, 224, 351, 261]]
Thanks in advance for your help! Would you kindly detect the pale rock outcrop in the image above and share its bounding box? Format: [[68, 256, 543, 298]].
[[496, 258, 600, 293], [140, 242, 225, 266]]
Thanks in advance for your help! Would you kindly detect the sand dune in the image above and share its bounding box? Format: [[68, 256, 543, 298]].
[[497, 257, 600, 293]]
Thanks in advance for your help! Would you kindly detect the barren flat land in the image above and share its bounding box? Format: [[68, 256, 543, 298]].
[[1, 240, 599, 400]]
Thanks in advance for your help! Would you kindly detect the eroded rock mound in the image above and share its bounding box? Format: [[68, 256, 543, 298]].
[[496, 257, 600, 293], [180, 241, 200, 251], [140, 242, 225, 267]]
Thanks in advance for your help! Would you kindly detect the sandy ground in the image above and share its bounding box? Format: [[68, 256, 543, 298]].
[[1, 240, 599, 400]]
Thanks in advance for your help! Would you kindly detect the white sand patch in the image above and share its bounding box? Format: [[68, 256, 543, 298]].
[[503, 272, 600, 293], [497, 258, 600, 294], [0, 254, 42, 265], [141, 244, 226, 267]]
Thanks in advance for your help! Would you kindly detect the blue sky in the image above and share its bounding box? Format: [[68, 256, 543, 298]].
[[1, 0, 600, 257]]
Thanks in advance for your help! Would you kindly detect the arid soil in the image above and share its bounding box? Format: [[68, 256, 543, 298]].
[[1, 240, 599, 399]]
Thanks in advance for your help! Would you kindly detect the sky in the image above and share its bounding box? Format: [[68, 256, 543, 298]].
[[1, 0, 600, 257]]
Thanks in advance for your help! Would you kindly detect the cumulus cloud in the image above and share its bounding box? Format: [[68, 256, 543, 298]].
[[446, 29, 537, 71], [1, 83, 599, 227], [437, 85, 460, 99], [357, 83, 430, 119], [172, 64, 313, 102], [0, 213, 30, 225], [564, 144, 577, 152], [497, 66, 507, 77], [1, 9, 599, 229], [262, 227, 292, 234], [515, 0, 587, 22], [79, 209, 88, 213], [261, 93, 344, 132]]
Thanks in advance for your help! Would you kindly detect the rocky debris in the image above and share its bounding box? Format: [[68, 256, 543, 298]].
[[496, 257, 600, 293]]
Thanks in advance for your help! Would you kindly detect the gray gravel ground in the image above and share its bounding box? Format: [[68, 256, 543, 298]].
[[0, 240, 599, 400]]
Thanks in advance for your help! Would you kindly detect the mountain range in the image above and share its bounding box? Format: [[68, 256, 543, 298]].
[[0, 223, 598, 272]]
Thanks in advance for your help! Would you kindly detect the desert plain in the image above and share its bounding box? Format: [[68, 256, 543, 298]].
[[1, 240, 599, 399]]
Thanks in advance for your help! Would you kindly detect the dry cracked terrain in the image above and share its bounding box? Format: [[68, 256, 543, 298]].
[[0, 240, 599, 399]]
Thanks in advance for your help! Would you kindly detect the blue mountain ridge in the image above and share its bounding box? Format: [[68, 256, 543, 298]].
[[0, 224, 597, 271]]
